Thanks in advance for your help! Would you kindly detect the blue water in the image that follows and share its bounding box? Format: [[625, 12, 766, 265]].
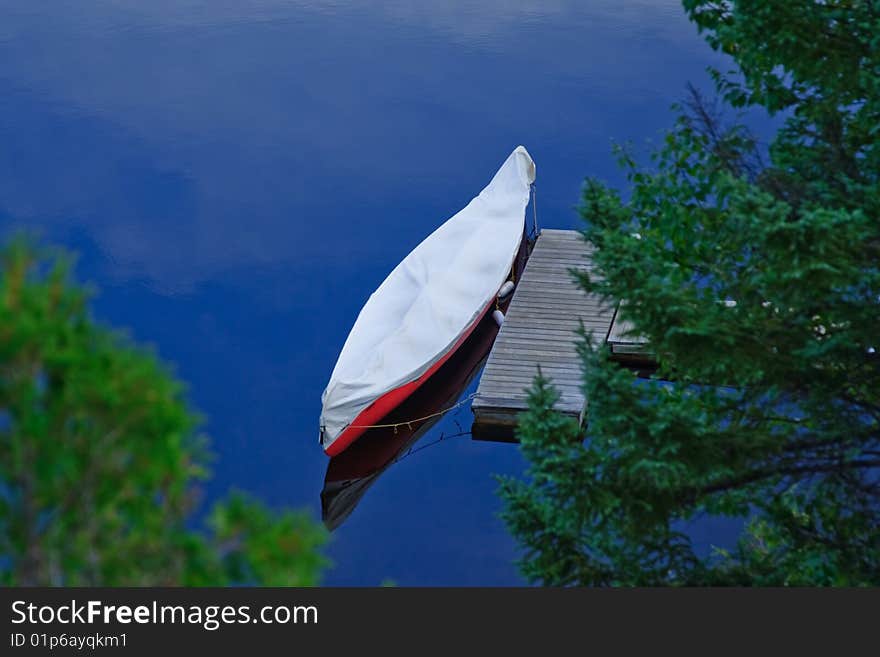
[[1, 1, 728, 585]]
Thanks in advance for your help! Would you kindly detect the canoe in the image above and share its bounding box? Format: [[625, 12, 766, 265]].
[[320, 146, 536, 456], [321, 236, 530, 528]]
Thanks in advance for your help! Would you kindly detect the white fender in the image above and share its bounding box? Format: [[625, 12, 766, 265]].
[[492, 309, 505, 326], [497, 280, 515, 300]]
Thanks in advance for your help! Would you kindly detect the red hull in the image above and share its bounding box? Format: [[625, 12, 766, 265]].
[[323, 300, 494, 457], [320, 294, 504, 529]]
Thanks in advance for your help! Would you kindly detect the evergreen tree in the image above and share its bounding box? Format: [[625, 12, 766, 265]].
[[0, 237, 328, 585], [499, 1, 879, 585]]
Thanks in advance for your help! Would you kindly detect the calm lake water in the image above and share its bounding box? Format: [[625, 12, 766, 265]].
[[1, 1, 728, 584]]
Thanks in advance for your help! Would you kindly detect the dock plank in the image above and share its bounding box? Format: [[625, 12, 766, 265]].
[[606, 303, 654, 363]]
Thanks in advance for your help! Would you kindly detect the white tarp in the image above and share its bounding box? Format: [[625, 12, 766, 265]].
[[320, 146, 536, 451]]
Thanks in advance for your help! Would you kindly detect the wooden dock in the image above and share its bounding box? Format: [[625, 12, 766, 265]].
[[471, 229, 616, 441], [606, 305, 653, 366]]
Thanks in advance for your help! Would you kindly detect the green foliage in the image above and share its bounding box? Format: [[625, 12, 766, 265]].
[[0, 237, 329, 585], [206, 492, 327, 587], [499, 1, 879, 585]]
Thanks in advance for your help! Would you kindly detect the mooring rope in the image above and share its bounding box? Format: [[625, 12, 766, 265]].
[[394, 429, 472, 463], [344, 392, 479, 433], [531, 183, 539, 237]]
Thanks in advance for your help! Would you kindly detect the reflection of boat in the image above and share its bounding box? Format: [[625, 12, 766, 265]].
[[320, 147, 537, 456], [321, 235, 531, 530]]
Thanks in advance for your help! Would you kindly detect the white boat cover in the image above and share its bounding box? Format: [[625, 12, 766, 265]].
[[320, 146, 536, 451]]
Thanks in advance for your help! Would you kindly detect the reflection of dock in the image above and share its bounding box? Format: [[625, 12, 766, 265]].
[[472, 229, 635, 441]]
